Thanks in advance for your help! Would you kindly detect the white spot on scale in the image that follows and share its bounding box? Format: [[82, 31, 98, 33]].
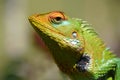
[[64, 38, 80, 46]]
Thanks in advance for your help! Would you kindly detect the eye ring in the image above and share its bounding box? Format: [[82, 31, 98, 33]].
[[48, 11, 66, 24]]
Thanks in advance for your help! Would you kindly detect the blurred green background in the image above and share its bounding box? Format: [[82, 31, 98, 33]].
[[0, 0, 120, 80]]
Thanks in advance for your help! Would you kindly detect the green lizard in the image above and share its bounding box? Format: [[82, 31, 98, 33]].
[[28, 11, 120, 80]]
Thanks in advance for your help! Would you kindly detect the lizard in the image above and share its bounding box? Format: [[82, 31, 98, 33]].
[[28, 11, 120, 80]]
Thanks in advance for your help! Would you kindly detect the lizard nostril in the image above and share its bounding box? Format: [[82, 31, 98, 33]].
[[35, 14, 40, 17]]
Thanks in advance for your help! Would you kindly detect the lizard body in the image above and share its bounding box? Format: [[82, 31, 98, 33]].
[[29, 11, 120, 80]]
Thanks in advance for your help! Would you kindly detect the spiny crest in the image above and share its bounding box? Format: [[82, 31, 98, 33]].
[[74, 18, 104, 48], [74, 18, 115, 63], [74, 18, 98, 36]]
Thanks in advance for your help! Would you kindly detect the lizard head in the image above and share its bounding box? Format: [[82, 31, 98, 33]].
[[29, 11, 85, 74]]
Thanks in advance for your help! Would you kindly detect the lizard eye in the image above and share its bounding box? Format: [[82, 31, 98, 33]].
[[48, 11, 66, 24], [51, 17, 62, 24], [72, 31, 78, 38]]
